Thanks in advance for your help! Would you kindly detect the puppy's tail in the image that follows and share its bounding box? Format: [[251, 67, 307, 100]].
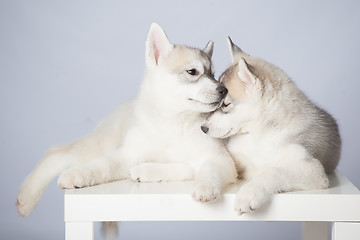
[[102, 221, 119, 240]]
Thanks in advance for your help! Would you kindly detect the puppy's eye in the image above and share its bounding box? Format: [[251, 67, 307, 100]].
[[186, 69, 198, 76]]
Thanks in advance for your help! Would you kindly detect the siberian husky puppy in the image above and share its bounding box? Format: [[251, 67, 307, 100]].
[[202, 38, 341, 214], [17, 24, 237, 217]]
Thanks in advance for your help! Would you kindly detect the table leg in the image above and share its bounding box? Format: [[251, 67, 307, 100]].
[[332, 222, 360, 240], [65, 221, 94, 240]]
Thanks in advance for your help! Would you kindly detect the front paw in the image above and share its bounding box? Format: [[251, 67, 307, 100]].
[[234, 184, 270, 215], [128, 165, 163, 182], [57, 167, 94, 189], [191, 181, 219, 203]]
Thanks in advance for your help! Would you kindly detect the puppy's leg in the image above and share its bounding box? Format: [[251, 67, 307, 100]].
[[17, 130, 123, 217], [129, 163, 194, 182], [57, 147, 132, 189], [192, 151, 237, 202], [234, 144, 329, 214], [17, 144, 82, 217], [17, 101, 133, 217]]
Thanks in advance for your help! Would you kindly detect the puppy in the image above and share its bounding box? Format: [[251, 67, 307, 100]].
[[17, 24, 237, 217], [202, 38, 341, 214]]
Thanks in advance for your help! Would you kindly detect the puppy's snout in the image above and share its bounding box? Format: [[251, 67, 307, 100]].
[[216, 85, 228, 97], [201, 125, 209, 134]]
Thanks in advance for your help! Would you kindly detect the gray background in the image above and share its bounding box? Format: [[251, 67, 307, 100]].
[[1, 0, 359, 239]]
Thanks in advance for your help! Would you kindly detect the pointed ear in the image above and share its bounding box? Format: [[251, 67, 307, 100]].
[[203, 41, 214, 58], [227, 36, 248, 63], [146, 23, 173, 67], [237, 58, 259, 96]]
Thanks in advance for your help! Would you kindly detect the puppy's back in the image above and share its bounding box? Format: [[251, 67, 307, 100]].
[[261, 61, 341, 174], [293, 101, 341, 173]]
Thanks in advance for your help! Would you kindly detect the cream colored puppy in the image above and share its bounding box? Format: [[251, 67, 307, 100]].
[[17, 24, 237, 218], [202, 38, 341, 214]]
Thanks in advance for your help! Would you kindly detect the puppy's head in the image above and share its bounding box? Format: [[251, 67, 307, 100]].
[[201, 37, 265, 138], [144, 23, 227, 113]]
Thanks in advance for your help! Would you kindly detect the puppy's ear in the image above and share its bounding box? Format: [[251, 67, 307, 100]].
[[203, 41, 214, 58], [227, 37, 248, 62], [237, 58, 261, 96], [146, 23, 173, 67]]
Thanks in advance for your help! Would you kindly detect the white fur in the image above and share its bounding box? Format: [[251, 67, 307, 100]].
[[17, 23, 237, 219], [202, 38, 341, 214]]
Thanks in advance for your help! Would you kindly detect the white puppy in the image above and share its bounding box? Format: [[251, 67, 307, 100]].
[[17, 24, 237, 217], [202, 38, 341, 214]]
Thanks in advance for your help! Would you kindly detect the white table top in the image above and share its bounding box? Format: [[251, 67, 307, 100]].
[[65, 171, 360, 222]]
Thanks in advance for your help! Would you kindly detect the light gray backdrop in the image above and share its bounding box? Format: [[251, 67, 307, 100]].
[[1, 0, 359, 239]]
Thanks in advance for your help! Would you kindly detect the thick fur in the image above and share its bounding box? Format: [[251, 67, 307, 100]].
[[202, 38, 341, 214], [17, 24, 237, 219]]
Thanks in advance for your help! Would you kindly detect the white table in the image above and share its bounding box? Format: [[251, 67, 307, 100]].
[[64, 171, 360, 240]]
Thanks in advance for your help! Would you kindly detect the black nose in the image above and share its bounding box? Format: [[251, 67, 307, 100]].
[[216, 85, 228, 97], [201, 126, 209, 134]]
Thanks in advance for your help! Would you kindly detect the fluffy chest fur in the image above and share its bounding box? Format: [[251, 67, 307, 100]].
[[226, 127, 287, 180], [125, 105, 224, 170]]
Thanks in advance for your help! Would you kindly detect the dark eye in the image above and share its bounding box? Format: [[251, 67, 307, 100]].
[[186, 69, 198, 76]]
